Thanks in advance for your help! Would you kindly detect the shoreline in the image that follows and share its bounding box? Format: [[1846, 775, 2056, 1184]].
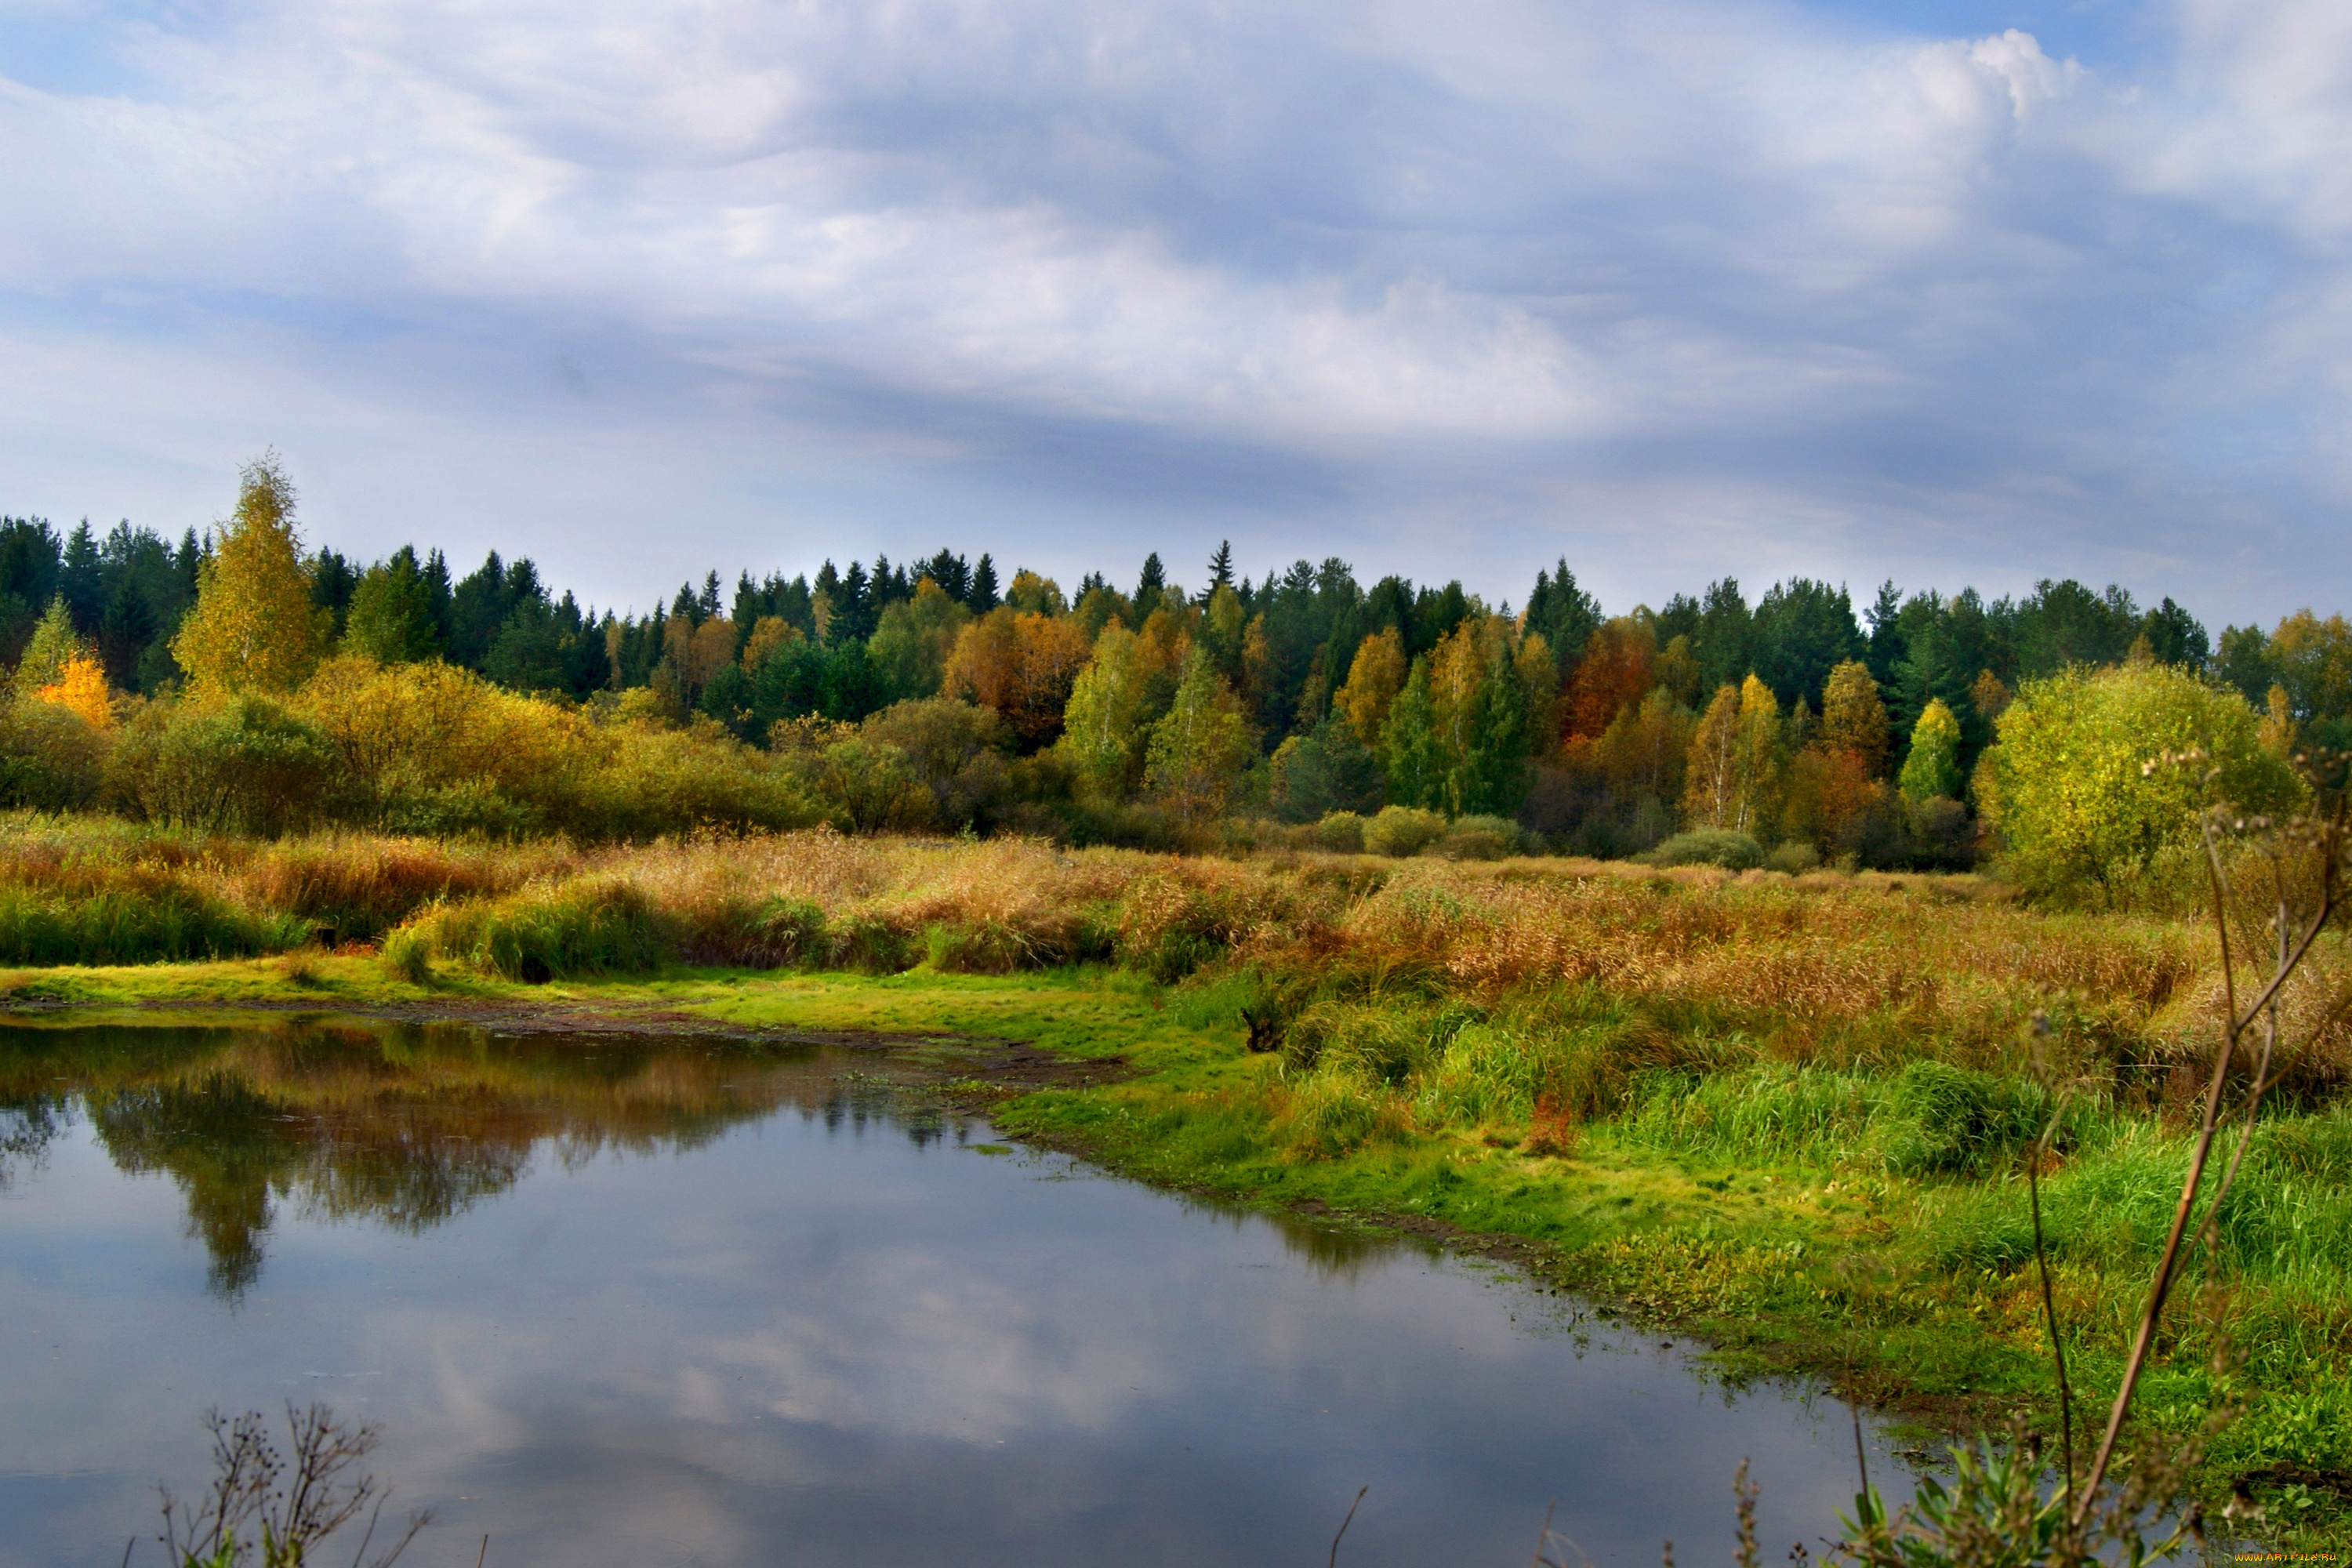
[[5, 954, 2348, 1544]]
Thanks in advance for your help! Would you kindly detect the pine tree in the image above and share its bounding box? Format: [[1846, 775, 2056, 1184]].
[[1458, 651, 1529, 816], [1207, 541, 1234, 590], [60, 521, 102, 633], [171, 454, 326, 699]]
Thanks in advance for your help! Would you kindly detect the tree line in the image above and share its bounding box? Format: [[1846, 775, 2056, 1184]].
[[2, 456, 2342, 873]]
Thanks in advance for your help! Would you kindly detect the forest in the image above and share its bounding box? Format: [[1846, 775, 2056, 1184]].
[[0, 456, 2339, 897], [7, 461, 2352, 1548]]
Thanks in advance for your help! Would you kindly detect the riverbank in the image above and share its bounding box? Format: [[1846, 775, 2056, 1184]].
[[5, 941, 2347, 1545]]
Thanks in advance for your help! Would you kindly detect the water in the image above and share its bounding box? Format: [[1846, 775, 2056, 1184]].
[[0, 1017, 1918, 1566]]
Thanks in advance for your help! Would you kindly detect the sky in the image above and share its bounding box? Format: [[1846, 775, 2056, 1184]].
[[1, 0, 2348, 626]]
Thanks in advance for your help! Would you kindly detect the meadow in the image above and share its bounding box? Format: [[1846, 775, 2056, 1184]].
[[2, 813, 2347, 1542]]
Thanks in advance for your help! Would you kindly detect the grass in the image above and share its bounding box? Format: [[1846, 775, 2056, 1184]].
[[3, 817, 2350, 1541]]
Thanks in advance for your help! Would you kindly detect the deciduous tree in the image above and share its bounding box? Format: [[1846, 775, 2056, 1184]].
[[172, 455, 328, 699]]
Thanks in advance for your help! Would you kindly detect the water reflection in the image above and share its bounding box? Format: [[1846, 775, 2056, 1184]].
[[0, 1017, 1925, 1566], [0, 1019, 931, 1297]]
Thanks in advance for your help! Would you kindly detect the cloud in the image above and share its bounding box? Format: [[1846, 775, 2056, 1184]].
[[0, 0, 2347, 621]]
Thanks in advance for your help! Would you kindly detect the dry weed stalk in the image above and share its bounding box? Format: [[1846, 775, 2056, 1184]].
[[155, 1402, 428, 1568]]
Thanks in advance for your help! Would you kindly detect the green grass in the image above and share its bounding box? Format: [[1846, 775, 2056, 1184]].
[[4, 938, 2347, 1542]]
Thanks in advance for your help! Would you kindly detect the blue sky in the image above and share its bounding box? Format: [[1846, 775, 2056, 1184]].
[[1, 0, 2347, 626]]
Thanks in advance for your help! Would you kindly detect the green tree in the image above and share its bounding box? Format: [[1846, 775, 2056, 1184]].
[[172, 455, 326, 699], [1269, 713, 1384, 822], [1979, 663, 2302, 899], [1058, 622, 1153, 799], [867, 579, 971, 702], [13, 595, 86, 695], [1454, 648, 1529, 816], [1898, 698, 1963, 800], [1382, 656, 1441, 809], [1144, 647, 1250, 818], [343, 546, 443, 664]]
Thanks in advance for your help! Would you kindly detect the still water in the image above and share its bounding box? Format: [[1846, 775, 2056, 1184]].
[[0, 1018, 1916, 1566]]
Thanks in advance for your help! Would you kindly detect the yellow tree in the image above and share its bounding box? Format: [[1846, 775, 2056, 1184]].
[[1681, 684, 1742, 829], [1334, 626, 1406, 749], [36, 654, 112, 728], [172, 454, 328, 698], [1820, 659, 1889, 772], [1733, 674, 1785, 829]]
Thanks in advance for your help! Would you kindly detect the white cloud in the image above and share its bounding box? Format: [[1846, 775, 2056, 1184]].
[[0, 0, 2347, 619]]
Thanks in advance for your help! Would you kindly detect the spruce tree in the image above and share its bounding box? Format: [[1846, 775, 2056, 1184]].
[[967, 554, 1000, 615]]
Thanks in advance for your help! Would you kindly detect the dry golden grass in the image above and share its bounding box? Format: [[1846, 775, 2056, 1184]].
[[8, 813, 2341, 1094]]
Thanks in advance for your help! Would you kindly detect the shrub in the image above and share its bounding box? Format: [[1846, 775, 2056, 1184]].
[[1268, 716, 1384, 824], [1762, 841, 1820, 874], [826, 911, 916, 973], [1363, 805, 1446, 858], [1310, 811, 1367, 854], [1640, 828, 1765, 870], [1437, 815, 1520, 860], [109, 695, 334, 836], [0, 697, 110, 811]]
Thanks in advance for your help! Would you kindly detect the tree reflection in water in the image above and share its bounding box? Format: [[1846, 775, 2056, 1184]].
[[0, 1019, 880, 1298]]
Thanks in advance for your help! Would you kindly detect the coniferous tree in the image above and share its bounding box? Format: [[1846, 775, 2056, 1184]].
[[59, 521, 103, 633], [1207, 541, 1234, 590], [343, 547, 443, 664], [1751, 579, 1860, 709], [1524, 560, 1600, 684], [1457, 650, 1530, 816], [927, 550, 971, 602], [967, 554, 1000, 615], [1864, 580, 1906, 684]]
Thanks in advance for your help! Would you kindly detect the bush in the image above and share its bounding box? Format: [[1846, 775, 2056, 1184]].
[[109, 695, 334, 836], [1310, 811, 1367, 854], [1762, 841, 1820, 874], [1363, 805, 1446, 858], [0, 698, 110, 811], [1640, 828, 1765, 870], [1904, 795, 1978, 870], [1437, 815, 1521, 860], [826, 911, 917, 973]]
